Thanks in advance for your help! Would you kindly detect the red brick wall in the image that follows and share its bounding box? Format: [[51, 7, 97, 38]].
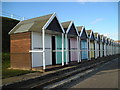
[[10, 32, 32, 70]]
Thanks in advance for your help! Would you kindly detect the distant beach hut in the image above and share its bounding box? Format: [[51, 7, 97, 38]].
[[103, 36, 107, 57], [100, 35, 104, 57], [62, 21, 79, 63], [107, 38, 111, 56], [94, 32, 101, 58], [76, 26, 89, 61], [86, 30, 95, 59]]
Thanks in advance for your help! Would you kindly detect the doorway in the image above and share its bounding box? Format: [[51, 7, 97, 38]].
[[52, 36, 56, 65], [99, 44, 100, 57], [68, 38, 71, 62]]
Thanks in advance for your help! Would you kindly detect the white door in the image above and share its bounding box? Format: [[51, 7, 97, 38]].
[[31, 32, 52, 67]]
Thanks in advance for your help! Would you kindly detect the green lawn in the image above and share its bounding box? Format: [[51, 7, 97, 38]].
[[2, 52, 36, 79]]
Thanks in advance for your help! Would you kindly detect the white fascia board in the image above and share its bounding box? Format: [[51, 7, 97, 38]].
[[84, 27, 89, 38], [55, 14, 65, 33], [42, 13, 56, 30], [97, 33, 99, 41], [90, 31, 95, 41], [66, 21, 73, 34], [42, 12, 65, 33], [79, 26, 84, 37], [90, 30, 92, 39], [79, 26, 88, 38], [73, 22, 80, 36], [8, 21, 22, 34], [66, 21, 79, 36]]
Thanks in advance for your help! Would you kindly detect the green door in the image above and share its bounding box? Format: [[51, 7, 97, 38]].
[[64, 38, 66, 63], [56, 35, 62, 64], [56, 35, 66, 64]]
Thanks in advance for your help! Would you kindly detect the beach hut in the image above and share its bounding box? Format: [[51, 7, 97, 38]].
[[114, 42, 117, 54], [111, 40, 114, 55], [61, 21, 79, 63], [106, 38, 109, 56], [76, 26, 89, 61], [111, 39, 114, 55], [100, 35, 104, 57], [111, 39, 115, 55], [107, 38, 111, 56], [103, 36, 107, 57], [102, 36, 106, 57], [109, 39, 113, 55], [86, 30, 95, 60], [94, 32, 101, 58], [9, 13, 65, 70], [115, 42, 119, 54]]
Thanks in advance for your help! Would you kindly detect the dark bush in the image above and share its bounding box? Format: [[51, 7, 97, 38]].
[[2, 17, 20, 52]]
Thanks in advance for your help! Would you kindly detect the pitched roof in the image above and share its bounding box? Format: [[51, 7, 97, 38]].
[[61, 21, 79, 36], [61, 21, 71, 31], [100, 35, 103, 39], [76, 26, 83, 33], [9, 13, 56, 34], [86, 30, 92, 36], [94, 32, 98, 38]]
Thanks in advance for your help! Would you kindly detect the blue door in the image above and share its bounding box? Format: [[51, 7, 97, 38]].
[[81, 40, 88, 60]]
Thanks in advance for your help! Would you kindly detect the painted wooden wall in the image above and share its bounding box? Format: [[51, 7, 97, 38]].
[[100, 42, 103, 57], [96, 43, 100, 57], [89, 41, 94, 58], [104, 44, 106, 56], [81, 40, 88, 59], [106, 45, 108, 56], [31, 32, 52, 67], [70, 38, 78, 61]]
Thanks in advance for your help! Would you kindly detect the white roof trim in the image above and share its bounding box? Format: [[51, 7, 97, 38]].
[[55, 14, 65, 33], [66, 21, 79, 36], [90, 31, 92, 38], [42, 13, 56, 30], [96, 33, 99, 41], [8, 21, 22, 34], [79, 26, 84, 37], [42, 12, 65, 33], [66, 21, 73, 34], [74, 23, 79, 36], [90, 30, 95, 40], [79, 26, 88, 38]]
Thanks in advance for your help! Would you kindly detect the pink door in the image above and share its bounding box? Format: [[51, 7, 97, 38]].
[[70, 38, 78, 61]]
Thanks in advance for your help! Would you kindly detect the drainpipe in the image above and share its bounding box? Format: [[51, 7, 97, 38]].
[[111, 44, 112, 55], [87, 38, 90, 60], [65, 34, 68, 64], [100, 42, 102, 57], [88, 38, 91, 60], [79, 37, 81, 62], [77, 36, 79, 63], [104, 43, 106, 56], [94, 40, 97, 59], [42, 28, 46, 70], [62, 33, 64, 66]]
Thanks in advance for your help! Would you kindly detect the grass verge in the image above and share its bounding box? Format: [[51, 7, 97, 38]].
[[2, 52, 36, 79]]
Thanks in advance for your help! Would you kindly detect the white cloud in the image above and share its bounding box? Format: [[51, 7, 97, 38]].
[[90, 18, 104, 25]]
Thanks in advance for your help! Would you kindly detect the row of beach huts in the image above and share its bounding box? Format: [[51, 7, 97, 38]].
[[9, 13, 120, 70]]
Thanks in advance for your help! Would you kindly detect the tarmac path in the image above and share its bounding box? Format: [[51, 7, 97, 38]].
[[65, 58, 120, 89]]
